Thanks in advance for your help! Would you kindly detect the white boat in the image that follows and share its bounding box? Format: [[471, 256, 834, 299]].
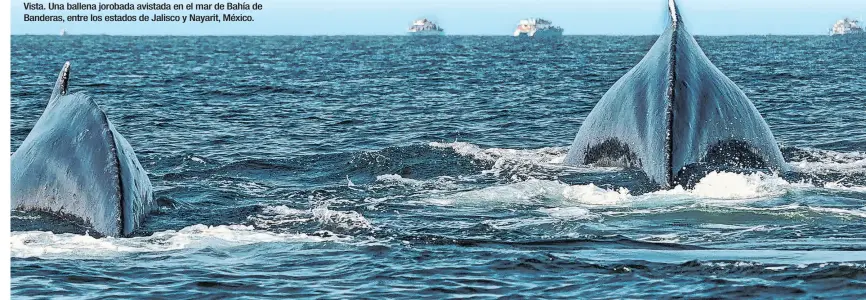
[[830, 18, 864, 35], [514, 18, 563, 38], [408, 18, 444, 36], [60, 28, 67, 36]]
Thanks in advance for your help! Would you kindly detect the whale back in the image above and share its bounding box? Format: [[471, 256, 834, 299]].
[[11, 63, 154, 236], [564, 1, 786, 187]]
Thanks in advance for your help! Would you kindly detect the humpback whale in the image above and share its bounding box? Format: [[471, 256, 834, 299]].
[[564, 0, 787, 188], [11, 62, 155, 237]]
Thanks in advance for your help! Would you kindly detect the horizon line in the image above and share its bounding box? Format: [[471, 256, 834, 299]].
[[11, 33, 838, 37]]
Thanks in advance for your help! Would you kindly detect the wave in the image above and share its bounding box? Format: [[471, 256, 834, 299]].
[[823, 182, 866, 193], [11, 224, 345, 260], [482, 255, 866, 284], [200, 85, 304, 97], [785, 148, 866, 174], [156, 142, 866, 195], [418, 169, 866, 222], [248, 204, 372, 231], [426, 171, 804, 207], [561, 249, 866, 265], [537, 207, 599, 220], [158, 144, 488, 187], [11, 202, 372, 260], [425, 179, 630, 206], [429, 141, 615, 181], [429, 141, 568, 165], [375, 173, 460, 190], [650, 171, 805, 200], [807, 206, 866, 219], [428, 142, 866, 183], [426, 142, 866, 194]]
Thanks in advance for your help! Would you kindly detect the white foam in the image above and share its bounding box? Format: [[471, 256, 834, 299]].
[[700, 223, 754, 230], [823, 182, 866, 193], [808, 206, 866, 219], [788, 149, 866, 174], [426, 179, 553, 206], [429, 171, 809, 210], [311, 205, 373, 230], [248, 205, 312, 228], [562, 183, 631, 205], [538, 207, 599, 220], [839, 262, 866, 268], [214, 180, 269, 195], [480, 218, 556, 230], [371, 174, 463, 196], [715, 225, 777, 237], [427, 179, 630, 206], [10, 224, 341, 259], [376, 174, 424, 186], [237, 181, 269, 194], [263, 205, 308, 216], [429, 141, 602, 180], [249, 204, 372, 230], [640, 171, 808, 203], [687, 171, 794, 199], [639, 233, 681, 244], [430, 141, 569, 164], [700, 261, 764, 268]]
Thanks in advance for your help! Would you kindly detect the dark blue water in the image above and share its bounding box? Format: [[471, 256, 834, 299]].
[[11, 35, 866, 298]]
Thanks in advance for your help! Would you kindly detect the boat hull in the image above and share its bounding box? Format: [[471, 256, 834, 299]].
[[408, 31, 444, 36], [831, 31, 865, 36], [514, 28, 563, 38]]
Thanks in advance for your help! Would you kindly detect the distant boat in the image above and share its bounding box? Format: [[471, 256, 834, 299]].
[[60, 28, 67, 36], [408, 18, 444, 36], [514, 18, 563, 38], [830, 18, 864, 35]]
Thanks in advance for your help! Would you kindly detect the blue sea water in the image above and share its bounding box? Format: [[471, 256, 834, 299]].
[[9, 35, 866, 298]]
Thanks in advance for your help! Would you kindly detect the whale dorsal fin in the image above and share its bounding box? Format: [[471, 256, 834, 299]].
[[49, 62, 71, 103]]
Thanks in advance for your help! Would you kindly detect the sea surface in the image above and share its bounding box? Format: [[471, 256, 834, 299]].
[[10, 35, 866, 298]]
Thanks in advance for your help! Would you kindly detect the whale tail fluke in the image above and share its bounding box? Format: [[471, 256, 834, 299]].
[[564, 0, 787, 188]]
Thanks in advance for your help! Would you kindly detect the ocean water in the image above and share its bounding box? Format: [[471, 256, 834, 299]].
[[10, 35, 866, 298]]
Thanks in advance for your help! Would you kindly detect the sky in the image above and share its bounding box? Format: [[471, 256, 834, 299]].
[[10, 0, 866, 35]]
